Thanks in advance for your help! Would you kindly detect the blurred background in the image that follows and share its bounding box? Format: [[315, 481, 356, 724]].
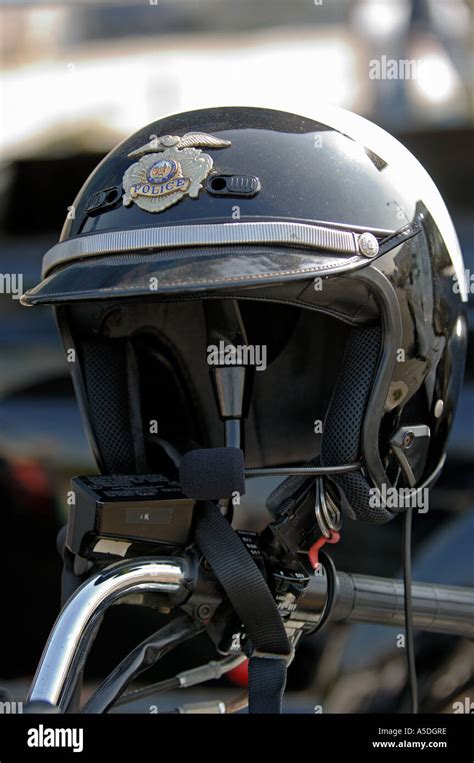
[[0, 0, 473, 712]]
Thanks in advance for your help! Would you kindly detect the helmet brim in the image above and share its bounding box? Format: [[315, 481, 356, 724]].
[[21, 245, 369, 305]]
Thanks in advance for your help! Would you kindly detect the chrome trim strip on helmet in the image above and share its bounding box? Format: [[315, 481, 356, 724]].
[[42, 221, 367, 277]]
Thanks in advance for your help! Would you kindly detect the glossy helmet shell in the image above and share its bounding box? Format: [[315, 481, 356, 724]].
[[22, 106, 467, 523]]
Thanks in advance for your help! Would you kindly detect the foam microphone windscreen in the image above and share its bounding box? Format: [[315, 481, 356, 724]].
[[179, 447, 246, 500]]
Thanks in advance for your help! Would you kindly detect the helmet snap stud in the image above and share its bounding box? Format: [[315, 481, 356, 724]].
[[358, 232, 379, 258]]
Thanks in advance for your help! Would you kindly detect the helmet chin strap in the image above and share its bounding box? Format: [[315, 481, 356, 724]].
[[194, 501, 293, 714], [190, 301, 291, 713]]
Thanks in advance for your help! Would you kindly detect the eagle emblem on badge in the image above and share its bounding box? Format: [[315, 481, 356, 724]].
[[122, 132, 231, 213]]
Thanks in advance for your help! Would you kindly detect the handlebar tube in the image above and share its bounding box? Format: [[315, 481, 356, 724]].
[[27, 555, 474, 712]]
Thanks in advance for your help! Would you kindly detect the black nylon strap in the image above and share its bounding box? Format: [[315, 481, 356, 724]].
[[194, 501, 291, 713], [248, 657, 287, 714]]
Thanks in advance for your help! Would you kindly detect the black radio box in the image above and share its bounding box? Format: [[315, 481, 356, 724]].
[[66, 474, 195, 555]]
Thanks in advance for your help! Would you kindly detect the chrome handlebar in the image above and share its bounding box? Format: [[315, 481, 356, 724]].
[[28, 558, 189, 709], [28, 556, 474, 711], [292, 570, 474, 638]]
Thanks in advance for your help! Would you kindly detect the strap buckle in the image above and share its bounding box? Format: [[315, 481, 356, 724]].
[[251, 645, 295, 666]]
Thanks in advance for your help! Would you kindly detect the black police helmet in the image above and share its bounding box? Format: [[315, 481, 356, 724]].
[[22, 106, 467, 523]]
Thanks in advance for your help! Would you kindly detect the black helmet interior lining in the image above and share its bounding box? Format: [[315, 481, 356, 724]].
[[57, 274, 398, 523], [77, 301, 353, 470]]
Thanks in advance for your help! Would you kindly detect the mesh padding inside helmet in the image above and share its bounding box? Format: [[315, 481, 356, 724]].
[[81, 339, 137, 474], [321, 325, 394, 523]]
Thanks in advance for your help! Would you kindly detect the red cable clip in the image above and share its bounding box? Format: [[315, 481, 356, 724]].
[[308, 530, 340, 570]]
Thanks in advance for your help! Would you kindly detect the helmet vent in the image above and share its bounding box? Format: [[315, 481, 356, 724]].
[[85, 186, 122, 217], [206, 174, 261, 197]]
